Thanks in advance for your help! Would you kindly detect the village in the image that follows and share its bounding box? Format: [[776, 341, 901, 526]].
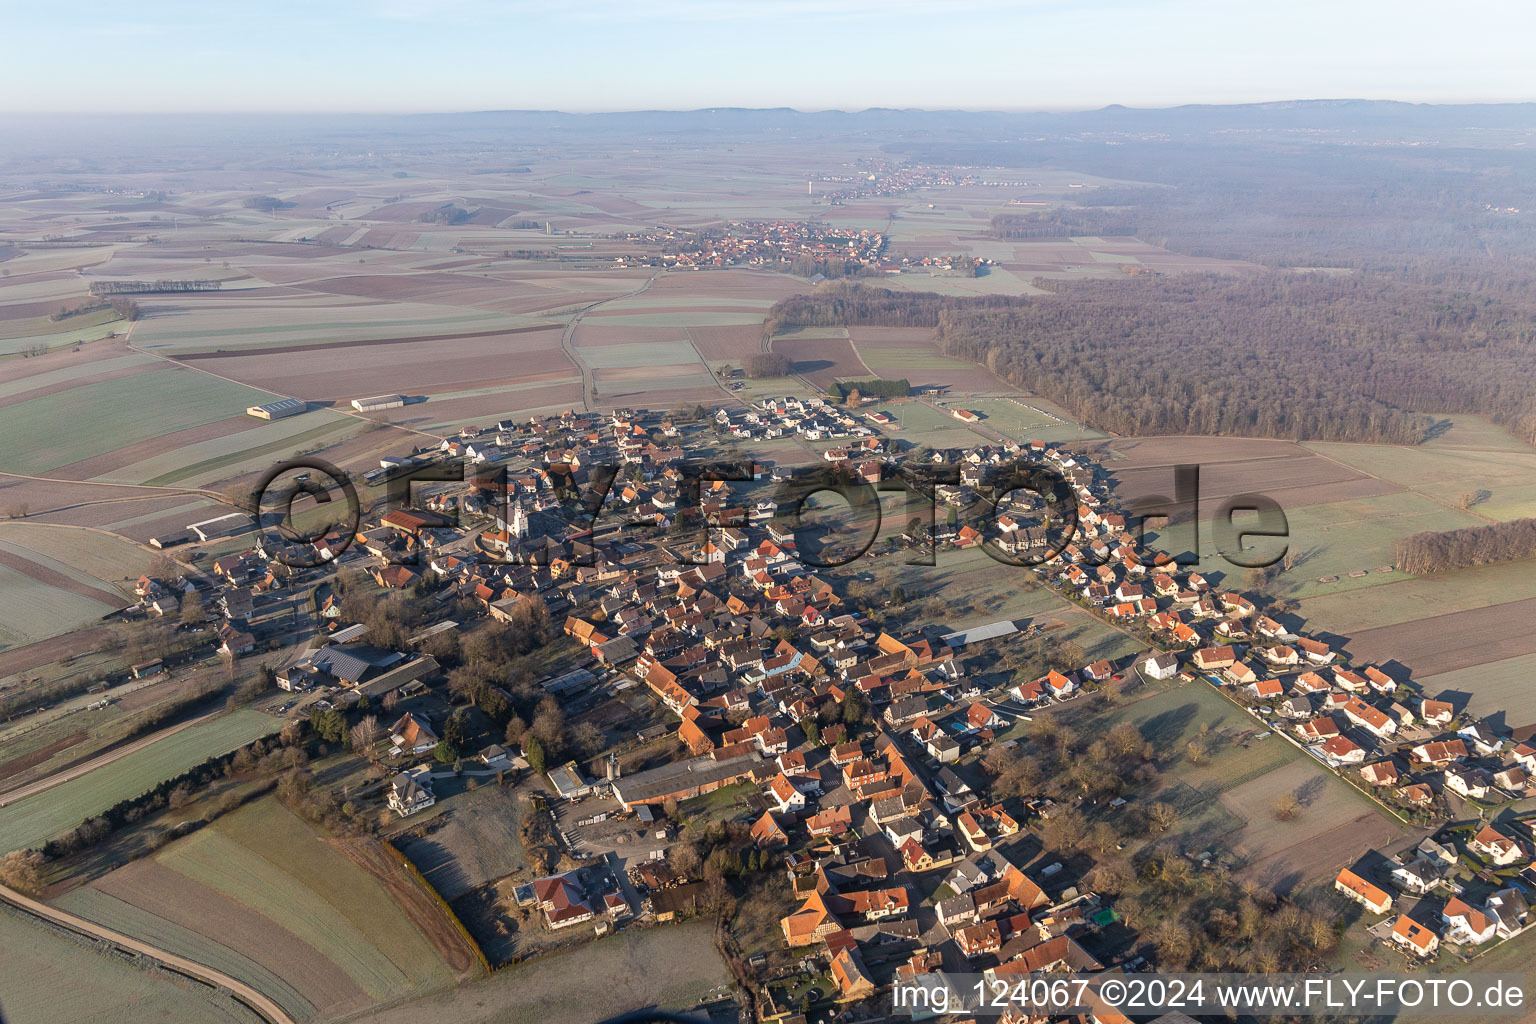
[[612, 220, 889, 271], [106, 387, 1536, 1023]]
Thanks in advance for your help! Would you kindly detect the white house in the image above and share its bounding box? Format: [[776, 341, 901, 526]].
[[387, 765, 435, 817]]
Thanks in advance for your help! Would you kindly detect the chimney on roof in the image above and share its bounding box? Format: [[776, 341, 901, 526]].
[[607, 751, 621, 781]]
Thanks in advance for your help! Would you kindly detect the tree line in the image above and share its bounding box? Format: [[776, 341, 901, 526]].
[[89, 279, 223, 295], [833, 378, 910, 400], [1395, 517, 1536, 574]]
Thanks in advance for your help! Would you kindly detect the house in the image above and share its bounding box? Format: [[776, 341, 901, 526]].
[[1360, 760, 1401, 787], [1320, 734, 1366, 765], [1444, 765, 1495, 800], [1420, 699, 1455, 726], [766, 773, 806, 814], [927, 734, 962, 763], [936, 893, 978, 928], [806, 803, 853, 837], [954, 919, 1002, 958], [1458, 721, 1505, 757], [1494, 765, 1528, 791], [1390, 915, 1439, 958], [1244, 677, 1283, 700], [966, 702, 1003, 730], [1192, 646, 1236, 672], [841, 886, 910, 922], [389, 713, 438, 755], [1142, 651, 1179, 680], [1334, 867, 1392, 915], [1042, 669, 1076, 700], [1341, 697, 1397, 740], [1295, 717, 1339, 742], [533, 872, 594, 929], [387, 765, 435, 817], [1469, 824, 1524, 866], [1485, 888, 1530, 938], [1441, 897, 1498, 945], [1390, 858, 1441, 895], [1514, 742, 1536, 774], [1410, 739, 1468, 766], [829, 946, 876, 1002], [750, 811, 789, 848], [782, 890, 842, 946]]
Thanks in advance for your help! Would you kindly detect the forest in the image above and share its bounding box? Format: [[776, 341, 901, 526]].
[[767, 276, 1536, 445], [1394, 517, 1536, 574]]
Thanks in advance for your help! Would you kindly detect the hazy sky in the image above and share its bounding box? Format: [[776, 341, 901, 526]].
[[3, 0, 1533, 113]]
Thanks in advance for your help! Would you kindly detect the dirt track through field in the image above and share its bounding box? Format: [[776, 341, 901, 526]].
[[0, 881, 296, 1024], [0, 709, 221, 805]]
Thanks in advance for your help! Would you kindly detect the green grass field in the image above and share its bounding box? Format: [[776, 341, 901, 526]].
[[1305, 440, 1536, 520], [52, 886, 319, 1020], [0, 557, 120, 648], [0, 710, 279, 851], [1298, 557, 1536, 633], [0, 524, 147, 597], [0, 368, 280, 475], [160, 800, 456, 1001], [1260, 491, 1485, 599], [111, 413, 362, 487], [0, 353, 158, 400], [0, 905, 260, 1024], [576, 340, 702, 369]]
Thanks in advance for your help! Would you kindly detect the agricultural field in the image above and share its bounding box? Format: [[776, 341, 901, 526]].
[[0, 523, 149, 596], [357, 921, 734, 1024], [0, 905, 261, 1024], [1340, 597, 1536, 681], [1298, 557, 1536, 635], [1100, 436, 1401, 520], [847, 325, 1022, 394], [177, 324, 573, 404], [1390, 647, 1536, 721], [55, 798, 473, 1022], [0, 366, 281, 477], [768, 327, 868, 391], [0, 710, 278, 852], [0, 553, 124, 649], [1307, 438, 1536, 523]]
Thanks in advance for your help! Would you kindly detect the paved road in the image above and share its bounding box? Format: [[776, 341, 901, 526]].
[[0, 708, 222, 807], [0, 881, 295, 1024]]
